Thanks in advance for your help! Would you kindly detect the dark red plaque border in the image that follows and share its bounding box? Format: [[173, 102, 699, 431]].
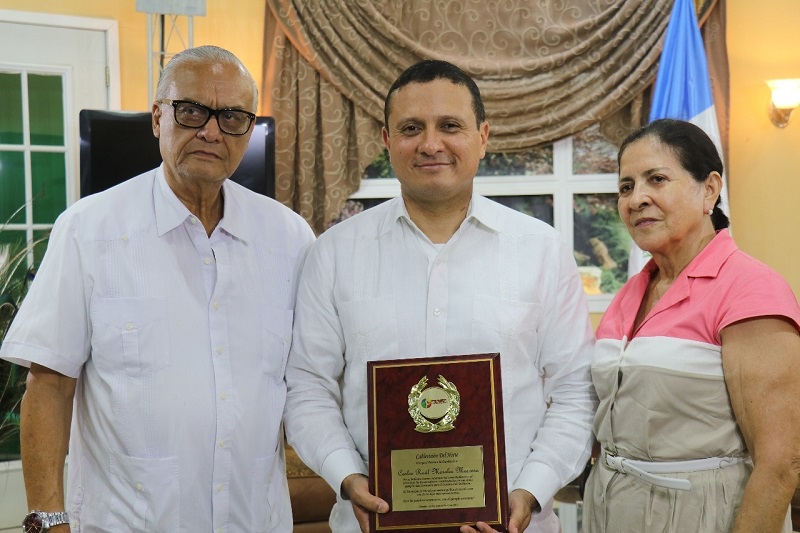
[[367, 353, 508, 532]]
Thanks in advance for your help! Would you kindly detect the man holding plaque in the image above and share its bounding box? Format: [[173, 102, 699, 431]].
[[285, 60, 596, 533]]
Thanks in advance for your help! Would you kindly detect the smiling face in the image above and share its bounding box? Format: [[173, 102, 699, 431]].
[[618, 135, 718, 258], [152, 59, 256, 191], [382, 79, 489, 212]]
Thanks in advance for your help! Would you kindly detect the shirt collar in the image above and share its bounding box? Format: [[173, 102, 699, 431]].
[[623, 229, 736, 336], [378, 194, 503, 237], [377, 197, 408, 237], [639, 229, 736, 281], [682, 228, 737, 279], [153, 165, 252, 243], [216, 180, 253, 243], [154, 165, 191, 236], [465, 194, 504, 233]]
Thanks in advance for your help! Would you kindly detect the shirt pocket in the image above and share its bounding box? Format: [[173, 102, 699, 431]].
[[262, 307, 293, 378], [471, 295, 542, 393], [249, 447, 291, 532], [91, 297, 170, 377], [105, 451, 179, 532], [338, 297, 397, 392]]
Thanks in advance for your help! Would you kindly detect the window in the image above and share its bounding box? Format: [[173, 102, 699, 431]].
[[342, 124, 631, 312], [0, 68, 70, 267]]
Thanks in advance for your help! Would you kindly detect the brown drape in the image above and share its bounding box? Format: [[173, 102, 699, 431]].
[[262, 0, 725, 233], [701, 0, 730, 168]]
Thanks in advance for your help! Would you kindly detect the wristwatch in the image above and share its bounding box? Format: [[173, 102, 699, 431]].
[[22, 511, 70, 533]]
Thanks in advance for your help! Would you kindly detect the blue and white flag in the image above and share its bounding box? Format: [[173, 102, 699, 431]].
[[628, 0, 730, 277]]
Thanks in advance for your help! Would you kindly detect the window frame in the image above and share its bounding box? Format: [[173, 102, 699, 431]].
[[0, 64, 73, 268]]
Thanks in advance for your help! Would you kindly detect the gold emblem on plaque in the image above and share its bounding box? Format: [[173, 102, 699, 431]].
[[408, 375, 461, 433]]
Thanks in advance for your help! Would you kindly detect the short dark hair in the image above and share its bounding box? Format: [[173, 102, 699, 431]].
[[384, 59, 485, 130], [618, 118, 729, 230]]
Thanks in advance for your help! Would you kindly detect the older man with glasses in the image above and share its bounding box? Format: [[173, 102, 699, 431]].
[[1, 45, 314, 532]]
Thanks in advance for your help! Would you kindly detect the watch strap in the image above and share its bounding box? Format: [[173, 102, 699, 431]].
[[42, 511, 70, 528], [22, 511, 70, 532]]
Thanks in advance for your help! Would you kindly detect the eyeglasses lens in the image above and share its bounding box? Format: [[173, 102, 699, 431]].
[[174, 102, 251, 135]]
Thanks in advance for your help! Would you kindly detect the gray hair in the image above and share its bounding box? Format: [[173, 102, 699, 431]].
[[155, 45, 258, 110]]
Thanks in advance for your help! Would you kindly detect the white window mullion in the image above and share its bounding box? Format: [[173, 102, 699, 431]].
[[62, 67, 78, 205], [20, 70, 35, 259], [552, 137, 573, 249]]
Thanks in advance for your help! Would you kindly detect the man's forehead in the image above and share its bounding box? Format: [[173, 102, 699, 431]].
[[396, 78, 465, 96], [390, 81, 473, 118], [171, 60, 244, 85], [167, 68, 254, 106]]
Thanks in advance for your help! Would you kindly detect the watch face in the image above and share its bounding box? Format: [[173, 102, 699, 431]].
[[22, 513, 44, 533]]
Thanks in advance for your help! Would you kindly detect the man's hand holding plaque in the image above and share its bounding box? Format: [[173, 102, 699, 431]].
[[342, 473, 390, 531]]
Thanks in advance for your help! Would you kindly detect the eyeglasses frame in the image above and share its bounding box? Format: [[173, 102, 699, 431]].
[[156, 98, 256, 136]]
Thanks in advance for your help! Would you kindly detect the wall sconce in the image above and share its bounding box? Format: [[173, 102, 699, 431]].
[[766, 79, 800, 128]]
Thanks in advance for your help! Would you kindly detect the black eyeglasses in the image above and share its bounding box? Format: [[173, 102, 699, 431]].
[[157, 99, 256, 136]]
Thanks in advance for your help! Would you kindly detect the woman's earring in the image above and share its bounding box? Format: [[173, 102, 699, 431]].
[[708, 208, 714, 215]]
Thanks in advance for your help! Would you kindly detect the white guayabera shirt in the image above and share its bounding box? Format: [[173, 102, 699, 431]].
[[1, 167, 314, 532], [285, 195, 597, 533]]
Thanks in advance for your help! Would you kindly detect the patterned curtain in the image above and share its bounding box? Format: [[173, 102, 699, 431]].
[[262, 0, 724, 233], [701, 0, 730, 166]]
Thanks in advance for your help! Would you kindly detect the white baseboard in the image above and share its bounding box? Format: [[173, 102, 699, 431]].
[[0, 460, 26, 530]]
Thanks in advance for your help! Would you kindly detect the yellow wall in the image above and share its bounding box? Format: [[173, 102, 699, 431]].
[[2, 0, 798, 304], [728, 1, 800, 297], [0, 0, 266, 113]]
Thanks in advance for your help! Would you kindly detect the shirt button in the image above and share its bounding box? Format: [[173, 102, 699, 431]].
[[189, 217, 197, 224], [217, 484, 223, 492], [121, 234, 129, 242], [212, 302, 220, 311], [136, 483, 143, 491], [433, 308, 441, 316], [220, 393, 227, 401], [216, 346, 224, 354], [219, 440, 225, 447], [125, 322, 134, 331], [204, 257, 212, 265]]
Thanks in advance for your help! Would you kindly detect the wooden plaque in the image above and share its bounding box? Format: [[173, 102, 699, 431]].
[[367, 353, 508, 532]]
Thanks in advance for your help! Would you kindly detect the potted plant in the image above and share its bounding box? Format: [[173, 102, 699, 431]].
[[0, 206, 49, 525], [0, 238, 37, 460]]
